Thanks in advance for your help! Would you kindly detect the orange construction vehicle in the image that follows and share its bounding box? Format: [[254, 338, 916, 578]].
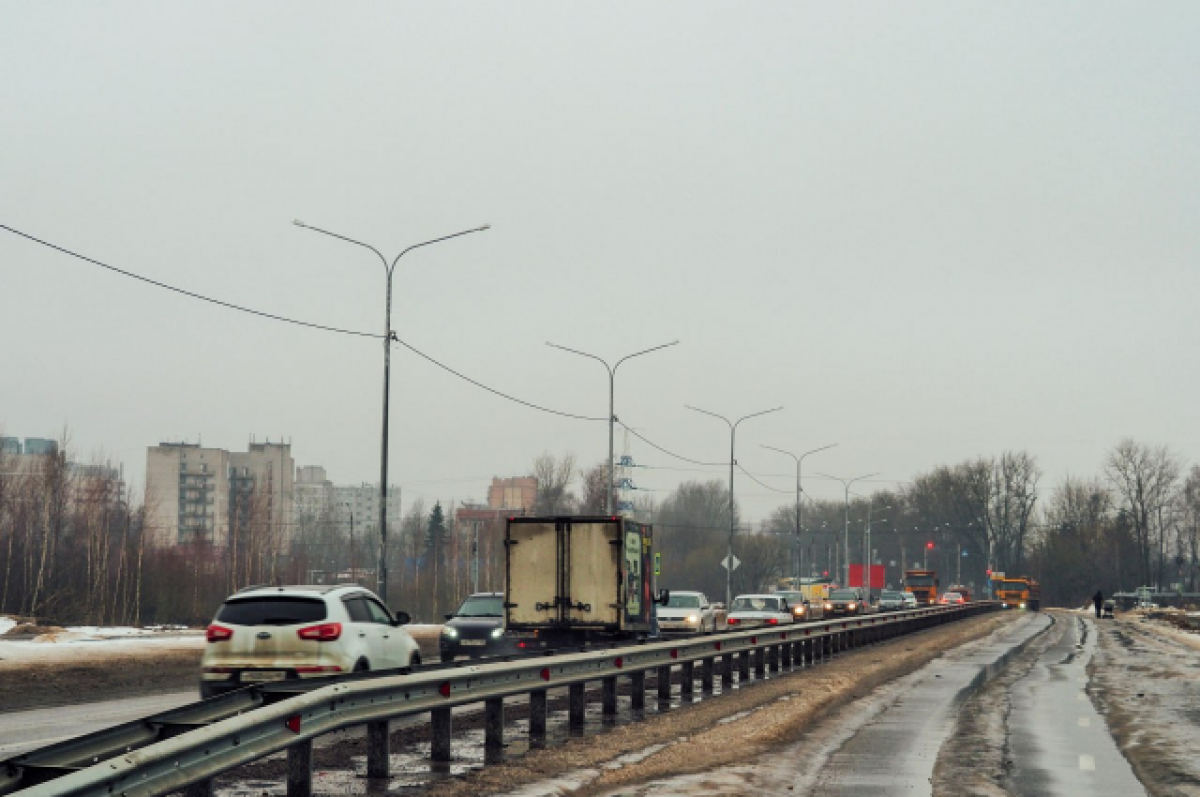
[[947, 584, 972, 602], [903, 569, 939, 606], [991, 574, 1041, 610]]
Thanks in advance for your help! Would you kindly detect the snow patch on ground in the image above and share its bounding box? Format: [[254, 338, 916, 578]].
[[0, 615, 204, 663]]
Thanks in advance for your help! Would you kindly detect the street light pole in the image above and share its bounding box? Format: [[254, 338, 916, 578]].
[[546, 341, 679, 514], [687, 404, 783, 608], [294, 219, 490, 602], [864, 504, 889, 601], [344, 502, 355, 583], [817, 472, 879, 588], [761, 443, 836, 585]]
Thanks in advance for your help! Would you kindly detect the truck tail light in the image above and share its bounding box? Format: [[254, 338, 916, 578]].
[[765, 618, 779, 625], [206, 624, 233, 643], [727, 617, 740, 625], [297, 622, 342, 642]]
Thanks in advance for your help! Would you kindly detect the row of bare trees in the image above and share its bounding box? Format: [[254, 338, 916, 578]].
[[3, 440, 1194, 626]]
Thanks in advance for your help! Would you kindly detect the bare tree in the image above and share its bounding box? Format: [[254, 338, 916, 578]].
[[1104, 439, 1181, 587], [578, 460, 612, 514], [530, 452, 578, 515]]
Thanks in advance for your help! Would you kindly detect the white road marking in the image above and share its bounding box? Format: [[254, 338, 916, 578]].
[[1080, 754, 1096, 771], [1078, 717, 1091, 727]]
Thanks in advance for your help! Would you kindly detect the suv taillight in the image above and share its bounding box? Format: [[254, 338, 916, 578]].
[[297, 622, 342, 642], [206, 624, 233, 643]]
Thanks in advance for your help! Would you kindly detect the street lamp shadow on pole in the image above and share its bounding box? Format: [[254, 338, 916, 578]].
[[761, 443, 836, 586], [546, 341, 679, 514], [294, 219, 490, 603], [686, 404, 783, 609], [816, 471, 879, 590]]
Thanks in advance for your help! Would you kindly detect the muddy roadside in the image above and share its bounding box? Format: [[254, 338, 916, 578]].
[[1089, 613, 1200, 796]]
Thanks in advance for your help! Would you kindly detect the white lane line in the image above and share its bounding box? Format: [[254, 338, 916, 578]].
[[1080, 754, 1096, 771], [1078, 717, 1091, 727]]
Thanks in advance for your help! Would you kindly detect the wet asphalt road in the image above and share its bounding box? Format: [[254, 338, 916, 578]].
[[620, 612, 1148, 796], [1007, 614, 1144, 796]]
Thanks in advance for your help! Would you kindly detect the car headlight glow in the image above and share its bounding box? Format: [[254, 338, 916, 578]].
[[490, 628, 504, 639], [1019, 602, 1026, 609], [687, 614, 700, 624], [848, 603, 857, 610], [442, 627, 458, 639]]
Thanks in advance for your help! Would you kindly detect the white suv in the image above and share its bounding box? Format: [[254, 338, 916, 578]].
[[200, 584, 420, 698]]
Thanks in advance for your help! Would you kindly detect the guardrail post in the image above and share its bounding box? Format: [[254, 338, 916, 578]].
[[183, 779, 214, 797], [768, 644, 780, 673], [805, 636, 814, 665], [701, 657, 714, 693], [754, 646, 766, 679], [657, 664, 672, 703], [431, 707, 453, 761], [738, 649, 750, 681], [367, 720, 389, 778], [529, 689, 548, 743], [603, 676, 618, 715], [782, 640, 793, 669], [722, 652, 734, 688], [569, 682, 587, 729], [630, 670, 646, 710], [680, 660, 695, 701], [287, 739, 313, 797], [485, 697, 505, 763]]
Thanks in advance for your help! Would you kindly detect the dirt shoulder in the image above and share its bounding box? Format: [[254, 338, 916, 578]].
[[422, 612, 1019, 797]]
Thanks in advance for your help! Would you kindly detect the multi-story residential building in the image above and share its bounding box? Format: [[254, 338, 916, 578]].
[[145, 441, 294, 550], [0, 436, 125, 503], [486, 477, 537, 513]]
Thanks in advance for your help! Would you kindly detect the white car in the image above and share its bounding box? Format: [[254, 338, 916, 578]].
[[657, 590, 717, 633], [726, 594, 796, 629], [200, 584, 420, 698], [902, 592, 918, 609]]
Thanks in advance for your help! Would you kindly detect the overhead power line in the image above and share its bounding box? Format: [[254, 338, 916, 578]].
[[2, 223, 603, 421]]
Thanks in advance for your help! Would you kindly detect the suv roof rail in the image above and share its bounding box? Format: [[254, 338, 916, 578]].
[[235, 583, 270, 593]]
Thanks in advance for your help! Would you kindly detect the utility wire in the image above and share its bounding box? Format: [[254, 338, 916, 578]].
[[393, 337, 605, 422], [736, 462, 792, 494], [615, 419, 725, 467], [1, 223, 381, 338], [3, 223, 605, 421]]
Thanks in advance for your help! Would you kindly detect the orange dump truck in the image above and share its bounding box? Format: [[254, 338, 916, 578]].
[[903, 569, 938, 606]]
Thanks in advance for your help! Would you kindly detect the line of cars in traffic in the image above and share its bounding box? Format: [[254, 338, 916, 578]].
[[198, 583, 940, 697]]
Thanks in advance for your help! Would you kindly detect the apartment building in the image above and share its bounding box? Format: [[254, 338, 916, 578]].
[[145, 441, 294, 550]]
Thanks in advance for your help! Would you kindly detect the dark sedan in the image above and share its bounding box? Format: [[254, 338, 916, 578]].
[[440, 592, 507, 662], [823, 588, 865, 617]]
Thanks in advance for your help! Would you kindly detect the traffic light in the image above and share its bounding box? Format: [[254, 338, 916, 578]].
[[823, 570, 828, 577], [926, 541, 934, 550], [986, 568, 992, 577]]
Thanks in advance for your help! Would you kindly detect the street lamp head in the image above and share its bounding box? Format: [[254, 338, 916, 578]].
[[293, 219, 307, 228], [477, 224, 492, 231]]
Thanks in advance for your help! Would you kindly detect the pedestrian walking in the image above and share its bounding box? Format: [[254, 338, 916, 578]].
[[1092, 589, 1103, 619]]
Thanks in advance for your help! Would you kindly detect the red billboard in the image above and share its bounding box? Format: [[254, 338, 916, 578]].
[[848, 564, 886, 589]]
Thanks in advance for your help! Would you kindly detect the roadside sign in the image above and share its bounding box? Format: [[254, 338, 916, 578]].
[[721, 554, 741, 572], [654, 552, 661, 576]]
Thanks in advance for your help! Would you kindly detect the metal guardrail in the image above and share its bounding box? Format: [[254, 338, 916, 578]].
[[3, 603, 995, 797]]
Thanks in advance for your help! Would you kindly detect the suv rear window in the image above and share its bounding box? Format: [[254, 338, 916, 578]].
[[216, 596, 327, 625]]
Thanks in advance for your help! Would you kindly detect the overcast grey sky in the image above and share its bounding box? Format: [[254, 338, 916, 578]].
[[3, 2, 1198, 524]]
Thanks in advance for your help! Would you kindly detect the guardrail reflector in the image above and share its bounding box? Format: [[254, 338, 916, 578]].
[[285, 715, 302, 734], [439, 682, 452, 698], [714, 641, 722, 651], [614, 657, 624, 669], [670, 649, 679, 659], [540, 668, 551, 681]]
